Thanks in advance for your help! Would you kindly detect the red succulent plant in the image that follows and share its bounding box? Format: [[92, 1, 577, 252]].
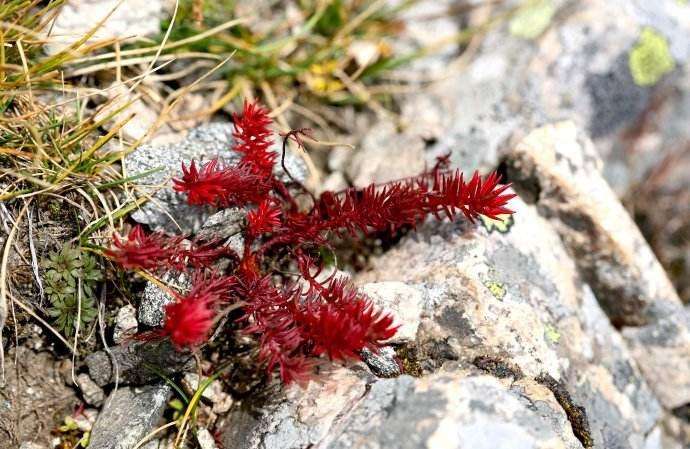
[[108, 99, 515, 384]]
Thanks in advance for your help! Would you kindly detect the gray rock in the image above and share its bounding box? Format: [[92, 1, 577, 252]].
[[85, 340, 193, 387], [221, 370, 584, 449], [138, 272, 189, 327], [360, 347, 402, 378], [505, 121, 690, 408], [76, 373, 105, 407], [125, 123, 306, 234], [221, 368, 372, 449], [125, 123, 236, 235], [88, 383, 172, 449], [346, 120, 426, 188], [196, 207, 246, 258], [359, 282, 424, 344], [196, 207, 245, 242], [113, 304, 138, 344]]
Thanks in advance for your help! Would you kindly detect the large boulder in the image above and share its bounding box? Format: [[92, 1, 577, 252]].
[[505, 121, 690, 409]]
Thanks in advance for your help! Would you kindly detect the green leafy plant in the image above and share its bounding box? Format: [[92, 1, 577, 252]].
[[42, 245, 102, 335]]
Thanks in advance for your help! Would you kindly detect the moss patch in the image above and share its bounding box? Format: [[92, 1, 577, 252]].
[[395, 345, 423, 377]]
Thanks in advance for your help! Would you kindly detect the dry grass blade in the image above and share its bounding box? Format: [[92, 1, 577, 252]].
[[0, 200, 30, 381]]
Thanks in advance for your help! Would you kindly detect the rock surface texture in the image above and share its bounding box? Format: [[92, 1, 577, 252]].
[[222, 369, 586, 449], [88, 383, 171, 449], [505, 121, 690, 409]]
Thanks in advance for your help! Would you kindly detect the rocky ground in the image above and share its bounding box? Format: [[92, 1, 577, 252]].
[[3, 0, 690, 448]]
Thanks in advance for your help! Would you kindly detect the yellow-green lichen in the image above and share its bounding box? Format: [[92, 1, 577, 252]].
[[544, 324, 561, 344], [509, 0, 556, 40], [480, 214, 515, 234], [629, 28, 675, 86], [484, 280, 507, 300]]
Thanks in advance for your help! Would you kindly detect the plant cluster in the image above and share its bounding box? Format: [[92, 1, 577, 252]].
[[42, 245, 102, 335], [107, 100, 515, 384]]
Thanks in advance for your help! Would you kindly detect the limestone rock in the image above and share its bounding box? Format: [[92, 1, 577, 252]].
[[346, 120, 426, 188], [359, 282, 424, 344], [357, 196, 662, 448], [221, 368, 371, 449]]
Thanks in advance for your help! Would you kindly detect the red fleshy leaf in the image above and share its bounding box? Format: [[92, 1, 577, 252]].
[[173, 159, 271, 207], [105, 225, 181, 270], [163, 275, 238, 348], [246, 200, 282, 238], [232, 100, 276, 177]]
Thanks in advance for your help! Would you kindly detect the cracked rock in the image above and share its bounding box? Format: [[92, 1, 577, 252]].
[[221, 370, 584, 449], [357, 192, 662, 448]]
